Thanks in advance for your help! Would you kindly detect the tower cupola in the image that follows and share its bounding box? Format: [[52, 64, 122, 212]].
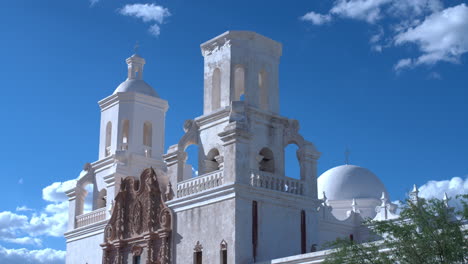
[[126, 54, 145, 80], [113, 53, 159, 97]]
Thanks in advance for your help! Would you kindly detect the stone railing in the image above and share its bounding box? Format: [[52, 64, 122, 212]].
[[250, 170, 304, 195], [177, 170, 224, 198], [75, 207, 107, 228]]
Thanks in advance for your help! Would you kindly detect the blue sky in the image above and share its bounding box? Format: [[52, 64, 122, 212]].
[[0, 0, 467, 262]]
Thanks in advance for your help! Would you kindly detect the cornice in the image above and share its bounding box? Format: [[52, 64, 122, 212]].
[[64, 220, 107, 242], [98, 92, 169, 112]]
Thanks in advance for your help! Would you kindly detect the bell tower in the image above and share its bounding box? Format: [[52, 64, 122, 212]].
[[165, 31, 321, 264], [65, 52, 169, 264], [201, 31, 282, 114]]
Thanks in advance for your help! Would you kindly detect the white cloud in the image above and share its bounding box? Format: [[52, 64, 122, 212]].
[[0, 179, 81, 246], [119, 3, 170, 23], [330, 0, 391, 23], [301, 0, 468, 70], [119, 3, 171, 37], [301, 11, 332, 25], [148, 24, 161, 36], [394, 58, 413, 71], [0, 245, 65, 264], [15, 206, 33, 212], [394, 4, 468, 67], [2, 237, 42, 247], [418, 176, 468, 210], [428, 71, 442, 80], [89, 0, 99, 7], [42, 180, 76, 203]]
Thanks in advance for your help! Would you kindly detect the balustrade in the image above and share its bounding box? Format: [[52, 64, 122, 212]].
[[75, 207, 107, 228], [177, 170, 224, 198], [250, 170, 304, 195]]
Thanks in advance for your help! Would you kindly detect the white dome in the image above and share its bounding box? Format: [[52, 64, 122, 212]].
[[318, 165, 388, 201], [114, 79, 159, 97]]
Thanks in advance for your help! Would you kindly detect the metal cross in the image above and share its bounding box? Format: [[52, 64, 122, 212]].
[[134, 41, 140, 54], [345, 147, 350, 165]]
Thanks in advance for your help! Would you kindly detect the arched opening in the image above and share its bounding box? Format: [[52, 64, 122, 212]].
[[96, 188, 107, 209], [258, 148, 274, 173], [193, 241, 203, 264], [212, 68, 221, 111], [143, 122, 152, 157], [185, 144, 200, 179], [204, 148, 221, 174], [83, 183, 94, 214], [285, 144, 300, 179], [234, 66, 245, 101], [105, 122, 112, 156], [258, 70, 268, 110], [220, 240, 227, 264], [122, 119, 129, 150]]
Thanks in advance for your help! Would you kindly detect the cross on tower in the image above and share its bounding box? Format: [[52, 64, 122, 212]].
[[134, 41, 140, 55], [345, 147, 350, 165]]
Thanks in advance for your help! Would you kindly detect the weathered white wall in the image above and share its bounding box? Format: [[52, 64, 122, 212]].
[[66, 232, 104, 264], [171, 197, 236, 264]]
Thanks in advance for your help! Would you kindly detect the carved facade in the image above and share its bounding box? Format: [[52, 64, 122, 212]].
[[101, 168, 172, 264]]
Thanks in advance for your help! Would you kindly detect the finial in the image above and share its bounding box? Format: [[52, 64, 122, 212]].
[[410, 184, 419, 204], [380, 191, 388, 206], [323, 191, 327, 201], [351, 198, 357, 211], [351, 198, 360, 213], [134, 41, 140, 55], [345, 147, 350, 165], [443, 192, 449, 207]]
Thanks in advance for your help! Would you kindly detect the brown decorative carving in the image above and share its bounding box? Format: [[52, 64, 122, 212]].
[[131, 245, 143, 256], [100, 168, 173, 264]]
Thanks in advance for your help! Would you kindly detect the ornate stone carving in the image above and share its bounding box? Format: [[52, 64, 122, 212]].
[[100, 168, 172, 264], [131, 245, 143, 256]]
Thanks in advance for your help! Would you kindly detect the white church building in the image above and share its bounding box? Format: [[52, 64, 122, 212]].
[[64, 31, 399, 264]]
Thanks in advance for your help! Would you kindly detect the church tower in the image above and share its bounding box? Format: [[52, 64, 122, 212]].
[[64, 52, 168, 264], [165, 31, 321, 264]]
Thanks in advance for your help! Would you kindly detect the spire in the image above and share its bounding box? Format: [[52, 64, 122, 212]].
[[345, 147, 350, 165], [126, 52, 146, 81]]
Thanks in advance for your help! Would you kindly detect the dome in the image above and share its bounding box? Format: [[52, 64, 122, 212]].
[[317, 165, 388, 201], [113, 79, 159, 97]]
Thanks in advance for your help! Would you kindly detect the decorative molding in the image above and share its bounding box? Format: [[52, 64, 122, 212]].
[[220, 240, 227, 250]]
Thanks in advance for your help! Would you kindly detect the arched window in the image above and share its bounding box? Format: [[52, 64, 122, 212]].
[[258, 148, 274, 173], [185, 144, 200, 179], [105, 122, 112, 156], [220, 240, 228, 264], [204, 148, 221, 173], [258, 70, 268, 110], [193, 241, 203, 264], [285, 144, 300, 179], [122, 119, 129, 150], [234, 66, 245, 101], [143, 122, 152, 157], [212, 68, 221, 111], [83, 183, 94, 214]]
